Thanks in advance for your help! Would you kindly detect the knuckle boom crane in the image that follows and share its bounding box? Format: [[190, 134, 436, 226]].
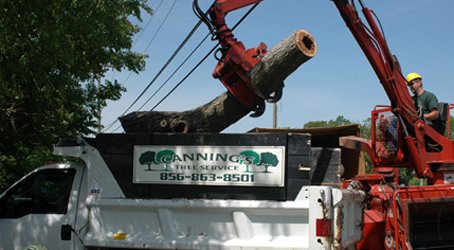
[[197, 0, 454, 249]]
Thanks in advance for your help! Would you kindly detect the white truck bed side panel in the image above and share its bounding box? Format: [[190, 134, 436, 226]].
[[83, 197, 311, 250]]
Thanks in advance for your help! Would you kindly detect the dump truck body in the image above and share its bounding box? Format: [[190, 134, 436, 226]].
[[0, 132, 365, 250]]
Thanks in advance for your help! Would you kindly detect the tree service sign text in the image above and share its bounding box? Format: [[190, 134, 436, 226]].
[[133, 145, 285, 186]]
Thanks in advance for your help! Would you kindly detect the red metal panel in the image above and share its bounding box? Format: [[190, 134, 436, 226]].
[[356, 210, 386, 250]]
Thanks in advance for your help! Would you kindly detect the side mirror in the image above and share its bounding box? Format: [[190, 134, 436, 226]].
[[61, 224, 72, 241], [0, 198, 5, 217]]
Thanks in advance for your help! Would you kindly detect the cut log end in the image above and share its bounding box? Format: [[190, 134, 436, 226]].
[[295, 30, 317, 57]]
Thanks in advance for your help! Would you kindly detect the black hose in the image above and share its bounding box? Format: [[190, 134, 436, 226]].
[[193, 0, 216, 36]]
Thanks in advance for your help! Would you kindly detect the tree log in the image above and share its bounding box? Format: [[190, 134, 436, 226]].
[[120, 29, 317, 133]]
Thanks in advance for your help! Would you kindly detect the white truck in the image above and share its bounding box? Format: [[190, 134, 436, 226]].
[[0, 132, 365, 250]]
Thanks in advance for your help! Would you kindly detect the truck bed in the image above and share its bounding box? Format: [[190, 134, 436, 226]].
[[83, 186, 365, 250], [87, 132, 346, 201]]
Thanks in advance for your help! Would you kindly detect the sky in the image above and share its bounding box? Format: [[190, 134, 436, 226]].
[[101, 0, 454, 133]]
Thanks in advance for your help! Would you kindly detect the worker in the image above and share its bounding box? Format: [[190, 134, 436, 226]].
[[406, 72, 440, 126]]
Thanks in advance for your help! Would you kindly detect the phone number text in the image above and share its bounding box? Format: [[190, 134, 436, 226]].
[[159, 173, 255, 182]]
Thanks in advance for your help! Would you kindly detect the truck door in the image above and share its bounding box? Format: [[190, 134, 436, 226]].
[[0, 167, 81, 250]]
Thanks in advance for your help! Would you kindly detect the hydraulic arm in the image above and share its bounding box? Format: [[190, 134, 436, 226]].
[[194, 0, 280, 117]]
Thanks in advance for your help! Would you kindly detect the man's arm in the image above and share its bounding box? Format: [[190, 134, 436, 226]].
[[425, 91, 440, 121], [424, 108, 440, 121]]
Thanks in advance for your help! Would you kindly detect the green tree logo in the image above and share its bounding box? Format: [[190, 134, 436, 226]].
[[259, 152, 279, 173], [239, 151, 260, 173], [156, 150, 175, 171], [139, 151, 157, 171]]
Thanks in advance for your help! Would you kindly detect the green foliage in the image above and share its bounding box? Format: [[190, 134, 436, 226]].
[[399, 168, 422, 186], [359, 118, 373, 173], [303, 115, 353, 128], [360, 118, 371, 139], [302, 115, 371, 138], [0, 0, 152, 192]]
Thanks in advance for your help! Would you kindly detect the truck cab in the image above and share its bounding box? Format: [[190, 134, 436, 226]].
[[0, 163, 86, 250]]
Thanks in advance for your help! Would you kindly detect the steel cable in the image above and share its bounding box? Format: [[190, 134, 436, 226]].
[[103, 4, 204, 132], [149, 2, 260, 111]]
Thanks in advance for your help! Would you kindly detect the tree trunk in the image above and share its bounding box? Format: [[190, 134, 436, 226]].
[[120, 29, 317, 133]]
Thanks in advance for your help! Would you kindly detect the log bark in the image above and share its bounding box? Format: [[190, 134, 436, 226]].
[[120, 29, 317, 133]]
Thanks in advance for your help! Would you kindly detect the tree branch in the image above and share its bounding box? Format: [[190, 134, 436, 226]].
[[120, 29, 317, 133]]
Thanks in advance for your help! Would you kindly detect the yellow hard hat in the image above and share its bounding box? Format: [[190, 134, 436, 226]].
[[406, 72, 422, 82]]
